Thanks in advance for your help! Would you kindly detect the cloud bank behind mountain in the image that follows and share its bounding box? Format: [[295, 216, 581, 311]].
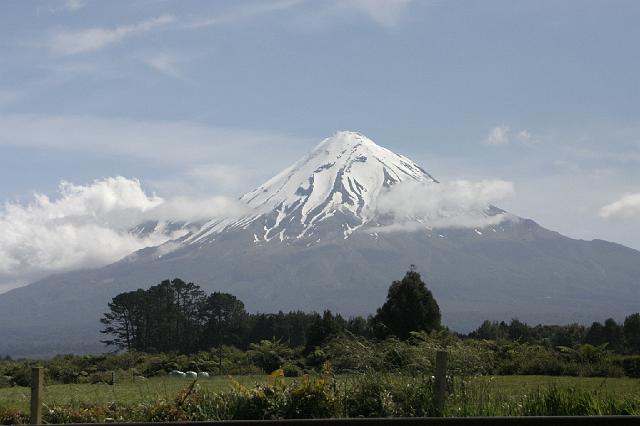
[[0, 176, 246, 293]]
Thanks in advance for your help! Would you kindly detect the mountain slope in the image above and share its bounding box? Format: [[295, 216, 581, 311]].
[[0, 132, 639, 357]]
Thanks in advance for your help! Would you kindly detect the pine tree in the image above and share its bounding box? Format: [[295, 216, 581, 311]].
[[100, 290, 146, 351], [201, 292, 248, 371], [373, 266, 441, 339]]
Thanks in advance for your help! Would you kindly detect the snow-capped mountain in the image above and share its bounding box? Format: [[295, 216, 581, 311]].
[[187, 131, 438, 244], [1, 131, 639, 357]]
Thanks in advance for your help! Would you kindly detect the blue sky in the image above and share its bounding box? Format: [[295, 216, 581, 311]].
[[1, 0, 639, 290]]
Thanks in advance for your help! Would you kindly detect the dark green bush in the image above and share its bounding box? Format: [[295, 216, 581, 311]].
[[8, 365, 34, 387], [612, 355, 640, 378], [248, 340, 292, 374], [282, 362, 303, 377]]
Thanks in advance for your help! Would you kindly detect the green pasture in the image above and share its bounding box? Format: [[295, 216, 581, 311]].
[[0, 375, 272, 412], [471, 375, 640, 394], [1, 374, 639, 414]]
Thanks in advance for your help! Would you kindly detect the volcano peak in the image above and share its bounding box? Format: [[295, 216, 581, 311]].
[[188, 132, 436, 243]]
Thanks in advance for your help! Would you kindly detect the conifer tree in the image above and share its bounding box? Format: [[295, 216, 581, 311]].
[[373, 266, 441, 339]]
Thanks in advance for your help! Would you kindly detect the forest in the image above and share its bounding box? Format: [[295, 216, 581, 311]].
[[2, 270, 639, 387], [98, 273, 640, 357]]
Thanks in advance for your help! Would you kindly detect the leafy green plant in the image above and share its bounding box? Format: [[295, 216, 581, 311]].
[[248, 339, 292, 373]]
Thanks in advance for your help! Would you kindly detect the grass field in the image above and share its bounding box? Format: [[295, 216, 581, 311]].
[[470, 375, 640, 394], [0, 375, 274, 412], [1, 375, 639, 414]]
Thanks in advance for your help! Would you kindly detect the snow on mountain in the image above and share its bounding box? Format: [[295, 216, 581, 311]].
[[187, 131, 438, 244]]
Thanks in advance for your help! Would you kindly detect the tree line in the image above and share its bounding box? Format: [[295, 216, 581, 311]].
[[100, 268, 442, 354], [100, 269, 640, 357], [468, 315, 640, 354]]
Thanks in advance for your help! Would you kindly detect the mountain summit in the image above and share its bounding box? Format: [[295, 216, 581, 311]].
[[0, 132, 639, 357], [187, 131, 437, 244]]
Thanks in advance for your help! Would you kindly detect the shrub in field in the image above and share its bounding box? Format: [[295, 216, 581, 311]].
[[0, 407, 28, 425], [623, 356, 640, 378], [85, 371, 110, 384], [324, 332, 447, 375], [282, 362, 303, 377], [248, 340, 292, 373], [611, 355, 640, 378], [447, 339, 496, 376], [177, 387, 234, 421], [140, 355, 176, 377], [286, 374, 339, 418], [406, 330, 495, 376], [153, 369, 338, 421], [217, 346, 260, 375], [343, 373, 435, 417], [321, 336, 380, 373], [43, 403, 111, 424], [8, 364, 35, 387], [381, 338, 423, 371], [137, 400, 189, 422], [224, 373, 290, 420], [579, 360, 624, 378], [387, 376, 435, 417], [231, 383, 283, 419], [495, 343, 573, 376], [344, 374, 398, 417], [305, 348, 328, 368]]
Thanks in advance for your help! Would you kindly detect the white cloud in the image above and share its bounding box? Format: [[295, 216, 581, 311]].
[[49, 14, 175, 55], [485, 126, 533, 146], [375, 179, 516, 231], [599, 193, 640, 219], [184, 0, 304, 29], [297, 0, 415, 30], [339, 0, 415, 28], [42, 1, 409, 58], [516, 129, 531, 143], [0, 177, 246, 293], [141, 52, 184, 79], [485, 125, 510, 146], [37, 0, 85, 14], [64, 0, 85, 11]]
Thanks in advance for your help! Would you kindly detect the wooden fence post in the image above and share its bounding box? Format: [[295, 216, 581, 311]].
[[432, 350, 448, 417], [30, 367, 43, 425], [111, 371, 116, 386]]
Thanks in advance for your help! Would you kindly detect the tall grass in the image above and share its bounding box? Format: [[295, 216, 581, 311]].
[[446, 376, 640, 417], [2, 371, 639, 424]]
